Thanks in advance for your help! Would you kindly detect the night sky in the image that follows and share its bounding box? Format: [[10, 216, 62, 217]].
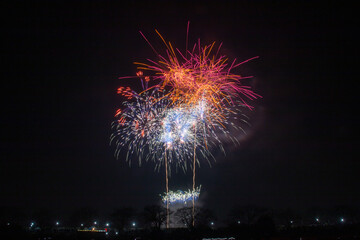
[[1, 1, 358, 218]]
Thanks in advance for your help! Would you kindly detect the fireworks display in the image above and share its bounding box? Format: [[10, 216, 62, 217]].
[[111, 89, 168, 166], [136, 29, 260, 111], [111, 87, 248, 171], [112, 25, 259, 167], [112, 23, 260, 227], [161, 186, 201, 204]]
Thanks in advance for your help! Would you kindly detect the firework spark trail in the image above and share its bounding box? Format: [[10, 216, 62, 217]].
[[164, 147, 169, 228], [193, 124, 196, 227]]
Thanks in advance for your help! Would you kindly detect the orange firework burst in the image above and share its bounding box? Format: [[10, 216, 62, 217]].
[[135, 26, 261, 114]]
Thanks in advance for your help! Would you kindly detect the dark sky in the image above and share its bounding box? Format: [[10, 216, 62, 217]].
[[1, 1, 358, 218]]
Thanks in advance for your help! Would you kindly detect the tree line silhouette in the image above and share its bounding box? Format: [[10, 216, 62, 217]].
[[1, 204, 360, 239]]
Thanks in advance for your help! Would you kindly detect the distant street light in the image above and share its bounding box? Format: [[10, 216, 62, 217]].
[[315, 218, 319, 222], [80, 223, 84, 227], [94, 221, 97, 225], [106, 223, 109, 227], [210, 222, 214, 226], [237, 220, 240, 224], [340, 218, 345, 223], [56, 221, 59, 226], [132, 222, 136, 227]]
